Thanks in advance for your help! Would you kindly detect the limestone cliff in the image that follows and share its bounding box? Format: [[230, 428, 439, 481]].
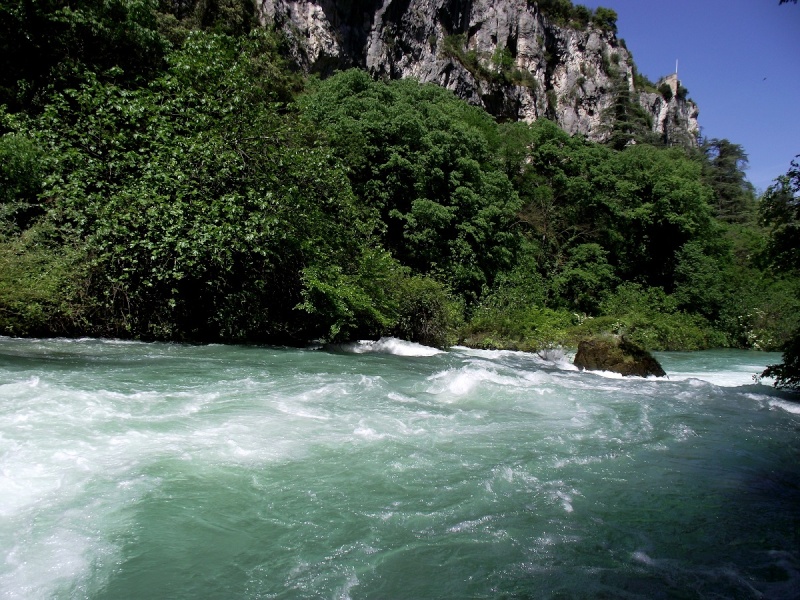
[[257, 0, 698, 145]]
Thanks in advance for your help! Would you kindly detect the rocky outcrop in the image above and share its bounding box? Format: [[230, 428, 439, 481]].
[[574, 336, 666, 377], [637, 73, 699, 147], [257, 0, 699, 145]]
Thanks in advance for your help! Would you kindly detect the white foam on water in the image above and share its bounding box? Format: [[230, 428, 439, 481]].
[[518, 369, 557, 388], [446, 514, 493, 534], [0, 474, 155, 600], [582, 369, 624, 379], [655, 352, 781, 388], [669, 423, 699, 441], [0, 461, 66, 518], [2, 528, 95, 599], [339, 337, 443, 357], [353, 421, 387, 441], [174, 419, 310, 464], [631, 550, 656, 566], [426, 365, 526, 397], [0, 376, 40, 393], [535, 348, 580, 371], [387, 391, 416, 404], [553, 454, 606, 469], [336, 573, 359, 600], [1, 378, 226, 431], [452, 346, 579, 373], [667, 371, 767, 388], [556, 490, 574, 513], [275, 401, 331, 421], [0, 370, 330, 596], [579, 369, 668, 382], [451, 345, 523, 360], [767, 399, 800, 415]]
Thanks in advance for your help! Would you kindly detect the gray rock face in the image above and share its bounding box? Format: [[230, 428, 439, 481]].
[[257, 0, 698, 145]]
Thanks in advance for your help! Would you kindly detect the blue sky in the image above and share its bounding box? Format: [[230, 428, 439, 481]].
[[580, 0, 799, 192]]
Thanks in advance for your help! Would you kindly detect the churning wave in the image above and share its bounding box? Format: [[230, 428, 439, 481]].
[[1, 337, 798, 599], [332, 337, 444, 357]]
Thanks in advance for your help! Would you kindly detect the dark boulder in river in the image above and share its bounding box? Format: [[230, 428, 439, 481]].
[[574, 337, 666, 377]]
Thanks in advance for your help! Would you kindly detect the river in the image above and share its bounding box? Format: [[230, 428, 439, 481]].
[[1, 336, 798, 599]]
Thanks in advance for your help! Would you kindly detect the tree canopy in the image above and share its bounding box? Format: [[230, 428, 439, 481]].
[[760, 157, 800, 389]]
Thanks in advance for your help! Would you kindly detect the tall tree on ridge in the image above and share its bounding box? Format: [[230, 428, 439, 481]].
[[701, 138, 756, 223]]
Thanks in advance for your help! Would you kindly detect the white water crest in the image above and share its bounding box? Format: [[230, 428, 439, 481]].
[[0, 337, 798, 599], [334, 336, 444, 356]]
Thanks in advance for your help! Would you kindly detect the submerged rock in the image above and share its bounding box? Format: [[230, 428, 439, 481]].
[[574, 336, 666, 377]]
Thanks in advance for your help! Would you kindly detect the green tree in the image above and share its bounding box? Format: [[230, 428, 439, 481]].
[[534, 0, 574, 24], [155, 0, 257, 45], [0, 133, 45, 235], [760, 156, 800, 389], [600, 75, 658, 149], [300, 71, 523, 302], [0, 0, 168, 110], [551, 243, 616, 313], [512, 125, 716, 293], [762, 334, 800, 390], [760, 157, 800, 274], [591, 7, 618, 34], [602, 144, 716, 289], [672, 238, 731, 321], [700, 138, 757, 223]]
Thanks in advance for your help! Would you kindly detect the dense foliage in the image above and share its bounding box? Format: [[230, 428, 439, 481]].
[[300, 71, 522, 302], [759, 157, 800, 389], [1, 0, 798, 387], [1, 30, 415, 343], [533, 1, 617, 33]]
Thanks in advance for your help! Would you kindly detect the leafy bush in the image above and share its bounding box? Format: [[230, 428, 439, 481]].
[[761, 329, 800, 390], [463, 304, 576, 351], [0, 0, 168, 110], [533, 0, 575, 25], [591, 7, 618, 33], [298, 249, 404, 343], [392, 275, 463, 348], [156, 0, 257, 41], [633, 70, 658, 93], [602, 284, 704, 347], [716, 277, 800, 350], [532, 1, 616, 34], [570, 5, 592, 28], [0, 223, 89, 336], [0, 133, 46, 235], [574, 283, 725, 350], [551, 243, 616, 313]]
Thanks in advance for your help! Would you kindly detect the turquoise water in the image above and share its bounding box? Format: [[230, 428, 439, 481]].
[[1, 337, 798, 599]]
